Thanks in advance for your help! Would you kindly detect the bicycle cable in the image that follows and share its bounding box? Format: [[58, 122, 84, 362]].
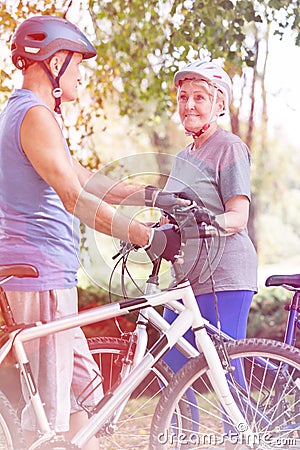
[[109, 243, 146, 335], [108, 210, 224, 337]]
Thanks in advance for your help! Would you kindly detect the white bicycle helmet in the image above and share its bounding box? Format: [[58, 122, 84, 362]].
[[174, 60, 232, 113]]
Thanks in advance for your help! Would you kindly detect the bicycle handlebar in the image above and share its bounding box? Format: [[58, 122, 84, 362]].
[[113, 203, 224, 260], [170, 202, 224, 240]]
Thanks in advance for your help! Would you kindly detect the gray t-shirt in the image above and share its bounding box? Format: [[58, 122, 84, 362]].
[[164, 128, 258, 295]]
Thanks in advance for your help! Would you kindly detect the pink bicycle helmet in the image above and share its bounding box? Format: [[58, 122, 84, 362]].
[[174, 60, 232, 112], [11, 15, 96, 69], [11, 15, 97, 114]]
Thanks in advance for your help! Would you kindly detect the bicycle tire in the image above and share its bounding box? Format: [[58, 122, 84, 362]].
[[87, 336, 188, 450], [150, 338, 300, 449], [0, 390, 24, 450]]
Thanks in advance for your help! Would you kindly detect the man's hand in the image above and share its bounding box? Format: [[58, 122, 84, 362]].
[[144, 225, 181, 262], [145, 186, 191, 213]]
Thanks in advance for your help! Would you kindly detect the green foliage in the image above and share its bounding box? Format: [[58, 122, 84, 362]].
[[77, 284, 114, 310], [1, 0, 299, 126], [90, 0, 260, 119], [250, 134, 300, 263], [1, 0, 299, 118], [267, 0, 300, 44], [248, 286, 298, 343], [86, 0, 300, 119]]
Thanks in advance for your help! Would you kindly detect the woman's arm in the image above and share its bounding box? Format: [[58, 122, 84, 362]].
[[216, 195, 250, 235]]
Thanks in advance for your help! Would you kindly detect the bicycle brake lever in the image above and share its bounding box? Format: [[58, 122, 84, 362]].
[[112, 241, 140, 260], [112, 251, 121, 260]]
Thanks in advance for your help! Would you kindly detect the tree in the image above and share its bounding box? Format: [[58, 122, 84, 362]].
[[3, 0, 299, 121], [2, 0, 299, 139]]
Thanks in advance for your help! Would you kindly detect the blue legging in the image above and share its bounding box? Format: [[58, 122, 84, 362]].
[[163, 290, 254, 430]]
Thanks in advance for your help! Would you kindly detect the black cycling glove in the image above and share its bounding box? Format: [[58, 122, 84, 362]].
[[145, 185, 187, 213], [194, 207, 215, 225], [145, 225, 181, 262]]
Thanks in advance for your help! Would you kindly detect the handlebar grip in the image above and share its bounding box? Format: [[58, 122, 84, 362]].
[[181, 224, 219, 240]]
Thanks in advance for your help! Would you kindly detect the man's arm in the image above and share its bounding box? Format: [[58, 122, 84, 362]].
[[20, 106, 150, 246], [72, 158, 146, 205]]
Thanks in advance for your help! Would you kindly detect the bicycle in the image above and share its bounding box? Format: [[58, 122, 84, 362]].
[[0, 202, 300, 449], [88, 267, 300, 449], [72, 243, 300, 449]]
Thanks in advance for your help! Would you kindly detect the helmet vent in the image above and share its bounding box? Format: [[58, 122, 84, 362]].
[[26, 33, 46, 41], [24, 46, 40, 54]]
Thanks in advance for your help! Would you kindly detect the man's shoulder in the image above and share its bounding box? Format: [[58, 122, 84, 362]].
[[7, 89, 50, 121], [11, 88, 38, 103]]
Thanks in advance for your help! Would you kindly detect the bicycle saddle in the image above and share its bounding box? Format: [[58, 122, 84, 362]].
[[0, 264, 39, 278], [265, 274, 300, 288]]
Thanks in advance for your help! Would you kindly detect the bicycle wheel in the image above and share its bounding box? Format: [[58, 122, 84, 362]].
[[0, 390, 24, 450], [87, 336, 183, 450], [150, 338, 300, 449]]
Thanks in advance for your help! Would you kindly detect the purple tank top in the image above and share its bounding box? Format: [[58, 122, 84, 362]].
[[0, 89, 80, 290]]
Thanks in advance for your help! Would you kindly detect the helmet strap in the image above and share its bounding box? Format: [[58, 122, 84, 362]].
[[185, 121, 211, 138], [39, 51, 74, 114], [184, 87, 218, 139]]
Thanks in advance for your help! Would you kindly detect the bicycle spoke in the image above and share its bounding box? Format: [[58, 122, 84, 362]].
[[150, 339, 300, 449]]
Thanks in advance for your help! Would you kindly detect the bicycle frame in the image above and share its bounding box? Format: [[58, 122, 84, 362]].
[[284, 290, 300, 347], [0, 279, 254, 449]]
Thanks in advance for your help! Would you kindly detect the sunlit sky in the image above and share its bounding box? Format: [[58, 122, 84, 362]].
[[265, 33, 300, 147]]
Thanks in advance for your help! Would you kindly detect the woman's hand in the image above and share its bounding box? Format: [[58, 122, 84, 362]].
[[159, 214, 170, 226]]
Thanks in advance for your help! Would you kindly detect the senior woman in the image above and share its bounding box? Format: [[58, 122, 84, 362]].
[[162, 60, 258, 450]]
